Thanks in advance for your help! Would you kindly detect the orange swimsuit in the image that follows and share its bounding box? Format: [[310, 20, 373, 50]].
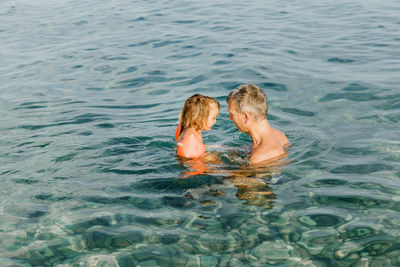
[[175, 124, 205, 158]]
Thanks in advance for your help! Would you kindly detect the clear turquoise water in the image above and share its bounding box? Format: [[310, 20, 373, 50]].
[[1, 0, 400, 266]]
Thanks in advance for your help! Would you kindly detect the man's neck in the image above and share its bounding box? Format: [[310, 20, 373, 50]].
[[248, 119, 271, 146]]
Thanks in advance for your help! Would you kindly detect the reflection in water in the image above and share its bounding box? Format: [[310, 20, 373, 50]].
[[178, 152, 222, 178], [226, 154, 289, 209], [230, 176, 275, 208], [178, 150, 289, 209]]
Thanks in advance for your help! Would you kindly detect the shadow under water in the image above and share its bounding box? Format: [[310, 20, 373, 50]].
[[177, 150, 290, 209]]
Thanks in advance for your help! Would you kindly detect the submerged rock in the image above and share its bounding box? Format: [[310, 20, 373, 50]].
[[185, 256, 200, 267], [200, 256, 218, 267], [138, 259, 158, 267], [364, 240, 393, 256], [298, 215, 317, 226], [78, 254, 119, 267], [335, 241, 363, 259], [298, 229, 339, 255], [286, 257, 317, 267], [250, 240, 291, 264]]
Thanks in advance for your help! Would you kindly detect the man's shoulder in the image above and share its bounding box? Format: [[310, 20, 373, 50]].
[[270, 128, 289, 148], [249, 128, 288, 164], [272, 128, 289, 147]]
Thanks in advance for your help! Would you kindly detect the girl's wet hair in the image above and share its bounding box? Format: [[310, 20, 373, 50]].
[[179, 94, 220, 131]]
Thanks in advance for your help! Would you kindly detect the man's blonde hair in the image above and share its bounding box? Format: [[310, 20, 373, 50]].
[[179, 94, 220, 131], [226, 84, 268, 120]]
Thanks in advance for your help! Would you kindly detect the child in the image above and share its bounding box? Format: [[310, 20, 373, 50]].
[[175, 94, 220, 158]]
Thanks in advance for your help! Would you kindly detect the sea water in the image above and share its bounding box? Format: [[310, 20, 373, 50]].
[[1, 0, 400, 266]]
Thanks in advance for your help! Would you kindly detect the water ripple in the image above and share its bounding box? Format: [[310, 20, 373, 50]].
[[1, 0, 400, 265]]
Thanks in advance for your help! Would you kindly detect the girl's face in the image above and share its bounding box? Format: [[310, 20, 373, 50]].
[[204, 104, 219, 131]]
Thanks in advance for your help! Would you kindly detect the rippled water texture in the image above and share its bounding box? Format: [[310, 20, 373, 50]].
[[1, 0, 400, 266]]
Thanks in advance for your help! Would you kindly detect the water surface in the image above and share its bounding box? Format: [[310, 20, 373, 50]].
[[1, 0, 400, 266]]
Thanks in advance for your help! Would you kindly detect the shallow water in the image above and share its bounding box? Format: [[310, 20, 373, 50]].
[[1, 0, 400, 266]]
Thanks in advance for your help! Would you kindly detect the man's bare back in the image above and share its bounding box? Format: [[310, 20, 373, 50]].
[[248, 124, 289, 164]]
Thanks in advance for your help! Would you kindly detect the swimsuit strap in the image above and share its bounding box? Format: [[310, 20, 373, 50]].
[[175, 123, 182, 141]]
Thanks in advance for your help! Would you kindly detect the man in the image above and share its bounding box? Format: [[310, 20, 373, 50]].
[[227, 84, 289, 164]]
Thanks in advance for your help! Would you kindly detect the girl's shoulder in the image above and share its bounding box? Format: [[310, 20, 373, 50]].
[[177, 132, 205, 158]]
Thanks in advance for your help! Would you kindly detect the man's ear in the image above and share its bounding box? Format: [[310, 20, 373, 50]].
[[243, 112, 252, 124]]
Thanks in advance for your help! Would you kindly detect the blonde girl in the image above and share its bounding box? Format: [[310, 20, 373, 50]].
[[175, 94, 220, 158]]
